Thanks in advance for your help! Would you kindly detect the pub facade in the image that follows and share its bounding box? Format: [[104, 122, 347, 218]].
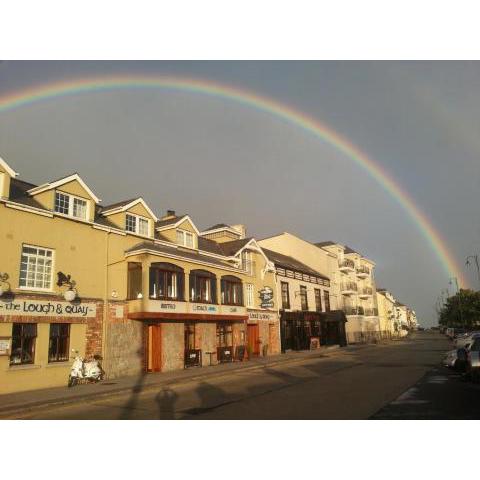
[[0, 156, 280, 394]]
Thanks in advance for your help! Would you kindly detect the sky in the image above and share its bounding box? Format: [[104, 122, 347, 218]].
[[0, 61, 479, 327]]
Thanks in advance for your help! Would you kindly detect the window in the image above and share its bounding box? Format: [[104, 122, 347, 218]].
[[190, 270, 216, 303], [54, 191, 88, 220], [216, 322, 233, 347], [127, 262, 143, 299], [324, 291, 331, 312], [150, 263, 184, 300], [0, 172, 5, 197], [241, 250, 254, 275], [49, 323, 70, 362], [300, 285, 308, 311], [10, 323, 37, 365], [314, 289, 322, 312], [126, 213, 150, 236], [19, 245, 54, 290], [281, 282, 290, 310], [176, 229, 195, 248], [221, 276, 243, 306], [245, 283, 254, 308]]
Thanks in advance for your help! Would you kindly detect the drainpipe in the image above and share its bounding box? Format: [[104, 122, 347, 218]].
[[102, 231, 110, 367]]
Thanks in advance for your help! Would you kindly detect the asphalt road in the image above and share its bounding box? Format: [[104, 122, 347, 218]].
[[12, 331, 459, 420]]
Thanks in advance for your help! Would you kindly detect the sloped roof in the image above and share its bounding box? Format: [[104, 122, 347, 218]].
[[315, 241, 336, 248], [219, 238, 253, 257], [197, 236, 225, 255], [261, 247, 329, 280], [155, 214, 188, 228], [125, 241, 233, 268], [205, 223, 231, 230], [100, 198, 138, 212], [344, 245, 358, 255]]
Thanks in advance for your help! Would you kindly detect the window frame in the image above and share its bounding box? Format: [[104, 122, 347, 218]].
[[54, 190, 89, 220], [314, 288, 322, 312], [176, 229, 195, 249], [245, 283, 254, 308], [324, 290, 331, 312], [18, 244, 55, 292], [190, 270, 217, 304], [216, 322, 233, 347], [221, 276, 244, 306], [48, 323, 70, 363], [281, 281, 290, 310], [125, 213, 150, 237], [300, 285, 308, 311], [10, 323, 37, 366], [149, 263, 185, 301]]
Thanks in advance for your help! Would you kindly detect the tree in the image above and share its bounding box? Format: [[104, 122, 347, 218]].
[[439, 289, 480, 328]]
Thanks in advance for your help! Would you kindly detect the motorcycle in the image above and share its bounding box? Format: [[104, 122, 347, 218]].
[[68, 350, 105, 387]]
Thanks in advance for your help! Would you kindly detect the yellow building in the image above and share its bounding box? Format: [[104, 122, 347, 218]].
[[0, 156, 280, 394]]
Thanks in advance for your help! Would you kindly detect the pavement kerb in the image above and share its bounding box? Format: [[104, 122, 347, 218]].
[[0, 342, 389, 418]]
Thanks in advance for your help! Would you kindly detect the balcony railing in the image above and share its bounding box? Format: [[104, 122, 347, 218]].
[[364, 308, 379, 317], [339, 259, 355, 272], [359, 287, 373, 298], [344, 306, 363, 315], [356, 265, 370, 278], [341, 282, 358, 294]]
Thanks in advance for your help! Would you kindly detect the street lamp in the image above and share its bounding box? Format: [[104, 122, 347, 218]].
[[466, 255, 480, 290], [449, 277, 464, 328]]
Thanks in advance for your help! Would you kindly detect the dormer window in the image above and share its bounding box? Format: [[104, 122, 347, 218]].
[[176, 229, 194, 248], [54, 191, 88, 220], [126, 213, 150, 236]]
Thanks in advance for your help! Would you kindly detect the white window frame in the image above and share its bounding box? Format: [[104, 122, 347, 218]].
[[176, 229, 195, 249], [125, 213, 151, 237], [54, 190, 89, 220], [18, 244, 55, 292], [245, 283, 255, 308], [0, 172, 5, 198]]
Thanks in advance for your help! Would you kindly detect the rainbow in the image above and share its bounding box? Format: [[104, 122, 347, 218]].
[[0, 74, 468, 288]]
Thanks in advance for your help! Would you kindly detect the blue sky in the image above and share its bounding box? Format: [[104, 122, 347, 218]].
[[1, 61, 479, 326]]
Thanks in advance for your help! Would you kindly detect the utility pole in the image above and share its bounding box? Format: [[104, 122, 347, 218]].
[[449, 277, 465, 329], [466, 255, 480, 290]]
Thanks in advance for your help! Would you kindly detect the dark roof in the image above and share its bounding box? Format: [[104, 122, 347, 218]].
[[93, 215, 120, 229], [219, 238, 252, 257], [197, 236, 225, 255], [9, 178, 38, 199], [204, 223, 231, 231], [315, 241, 336, 248], [344, 245, 358, 255], [125, 241, 233, 268], [100, 198, 138, 212], [261, 248, 329, 280], [156, 214, 187, 228]]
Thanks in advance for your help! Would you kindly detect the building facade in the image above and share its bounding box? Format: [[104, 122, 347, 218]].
[[0, 157, 280, 394]]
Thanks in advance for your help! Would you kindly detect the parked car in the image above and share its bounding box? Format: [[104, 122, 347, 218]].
[[443, 348, 468, 372], [455, 332, 480, 349], [466, 337, 480, 382]]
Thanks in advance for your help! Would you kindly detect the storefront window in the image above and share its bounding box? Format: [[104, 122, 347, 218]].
[[49, 323, 70, 362], [281, 282, 290, 309], [10, 323, 37, 365], [314, 289, 322, 312], [221, 276, 243, 306], [300, 285, 308, 311], [190, 270, 216, 303], [216, 322, 233, 347], [150, 263, 184, 300]]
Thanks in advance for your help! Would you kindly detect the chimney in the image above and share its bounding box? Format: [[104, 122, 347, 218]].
[[161, 209, 176, 220]]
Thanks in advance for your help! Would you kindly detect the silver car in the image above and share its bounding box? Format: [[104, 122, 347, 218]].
[[465, 337, 480, 382], [455, 332, 480, 349]]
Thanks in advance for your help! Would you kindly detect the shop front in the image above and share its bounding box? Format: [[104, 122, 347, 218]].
[[246, 310, 281, 357], [0, 294, 103, 395]]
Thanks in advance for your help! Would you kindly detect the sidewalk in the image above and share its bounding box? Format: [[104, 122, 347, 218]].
[[0, 344, 367, 418]]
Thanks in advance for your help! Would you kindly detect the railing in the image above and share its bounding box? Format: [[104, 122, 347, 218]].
[[339, 259, 355, 270], [360, 287, 373, 296], [364, 308, 379, 316], [344, 306, 360, 315], [356, 265, 370, 276], [341, 282, 358, 292]]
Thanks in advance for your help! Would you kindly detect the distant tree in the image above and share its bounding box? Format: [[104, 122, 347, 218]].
[[439, 289, 480, 328]]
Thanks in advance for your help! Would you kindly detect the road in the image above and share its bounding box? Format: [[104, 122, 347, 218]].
[[11, 331, 461, 420]]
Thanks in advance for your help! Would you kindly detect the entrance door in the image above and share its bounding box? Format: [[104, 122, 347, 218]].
[[147, 324, 162, 372], [247, 324, 260, 356]]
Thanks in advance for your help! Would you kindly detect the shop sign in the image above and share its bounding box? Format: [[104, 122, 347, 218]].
[[0, 299, 97, 318], [146, 300, 187, 314], [259, 287, 274, 309], [0, 337, 11, 356], [220, 305, 246, 316], [190, 303, 218, 314], [248, 311, 276, 322]]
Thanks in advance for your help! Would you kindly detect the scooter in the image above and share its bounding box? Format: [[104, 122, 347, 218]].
[[68, 350, 105, 387]]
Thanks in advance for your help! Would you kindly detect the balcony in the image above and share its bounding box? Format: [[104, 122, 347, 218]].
[[356, 265, 370, 278], [339, 259, 355, 273], [364, 308, 379, 317], [341, 282, 358, 295], [359, 287, 373, 299], [344, 306, 364, 316]]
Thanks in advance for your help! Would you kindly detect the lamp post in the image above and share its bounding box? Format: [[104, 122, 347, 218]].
[[466, 255, 480, 290]]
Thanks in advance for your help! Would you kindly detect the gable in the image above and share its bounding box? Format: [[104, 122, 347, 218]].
[[128, 201, 155, 220], [177, 218, 197, 234], [56, 179, 95, 201]]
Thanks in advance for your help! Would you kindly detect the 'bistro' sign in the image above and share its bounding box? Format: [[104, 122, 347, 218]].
[[0, 299, 97, 318]]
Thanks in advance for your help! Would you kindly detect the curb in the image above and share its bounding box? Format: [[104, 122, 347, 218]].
[[0, 342, 381, 418]]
